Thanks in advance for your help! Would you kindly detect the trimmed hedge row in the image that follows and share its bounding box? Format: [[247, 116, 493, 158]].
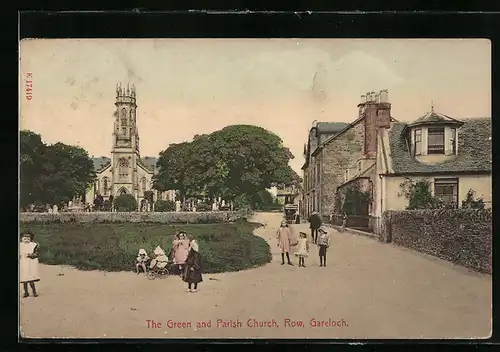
[[20, 211, 247, 224], [382, 209, 492, 274]]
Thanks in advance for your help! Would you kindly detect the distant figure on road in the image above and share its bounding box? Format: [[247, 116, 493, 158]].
[[308, 211, 322, 244], [294, 210, 300, 224], [341, 214, 348, 232], [276, 220, 294, 266]]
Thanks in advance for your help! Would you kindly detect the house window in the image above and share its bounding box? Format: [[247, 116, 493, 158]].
[[450, 128, 457, 155], [428, 128, 445, 154], [345, 169, 349, 182], [414, 128, 422, 155], [434, 178, 458, 209], [118, 158, 129, 181], [316, 164, 321, 184], [357, 161, 362, 173]]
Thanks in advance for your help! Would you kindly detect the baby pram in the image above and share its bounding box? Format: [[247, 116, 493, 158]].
[[146, 245, 170, 280]]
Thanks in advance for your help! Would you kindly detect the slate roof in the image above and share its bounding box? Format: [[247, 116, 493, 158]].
[[92, 157, 111, 172], [139, 157, 159, 174], [388, 117, 491, 174], [315, 122, 349, 134], [92, 156, 159, 174]]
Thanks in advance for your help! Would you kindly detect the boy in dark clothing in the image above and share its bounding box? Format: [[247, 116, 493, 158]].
[[308, 212, 322, 244]]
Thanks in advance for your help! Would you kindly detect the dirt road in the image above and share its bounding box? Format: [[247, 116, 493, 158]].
[[20, 212, 491, 339]]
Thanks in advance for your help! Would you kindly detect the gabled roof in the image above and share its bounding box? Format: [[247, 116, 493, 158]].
[[388, 117, 491, 174], [315, 122, 349, 134], [93, 157, 111, 172], [139, 157, 159, 174]]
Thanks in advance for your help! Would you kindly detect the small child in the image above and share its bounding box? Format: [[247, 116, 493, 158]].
[[150, 246, 169, 270], [317, 227, 331, 267], [294, 232, 309, 267], [20, 230, 40, 298], [136, 248, 150, 274]]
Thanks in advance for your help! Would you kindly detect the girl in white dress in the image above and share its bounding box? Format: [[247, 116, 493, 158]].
[[294, 232, 310, 267], [20, 230, 40, 298]]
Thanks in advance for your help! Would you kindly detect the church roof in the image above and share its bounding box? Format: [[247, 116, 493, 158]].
[[92, 156, 159, 174], [93, 157, 111, 172], [315, 122, 349, 133], [139, 157, 159, 174]]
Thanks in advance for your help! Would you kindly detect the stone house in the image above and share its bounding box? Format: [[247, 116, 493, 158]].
[[300, 121, 348, 218], [368, 109, 492, 233], [301, 89, 393, 219]]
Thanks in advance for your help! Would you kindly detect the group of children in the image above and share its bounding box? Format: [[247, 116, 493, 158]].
[[277, 220, 331, 268], [135, 231, 203, 293]]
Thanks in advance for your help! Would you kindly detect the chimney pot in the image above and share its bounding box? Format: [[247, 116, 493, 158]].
[[379, 89, 389, 103]]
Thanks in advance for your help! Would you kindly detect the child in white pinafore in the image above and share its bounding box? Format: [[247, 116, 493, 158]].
[[20, 230, 40, 298], [294, 232, 310, 267], [136, 248, 150, 275]]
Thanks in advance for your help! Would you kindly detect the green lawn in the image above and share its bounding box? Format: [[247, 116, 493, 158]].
[[20, 221, 271, 274]]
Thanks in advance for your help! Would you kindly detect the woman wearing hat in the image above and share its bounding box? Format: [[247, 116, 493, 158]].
[[276, 220, 294, 266], [19, 230, 40, 298], [183, 239, 203, 293]]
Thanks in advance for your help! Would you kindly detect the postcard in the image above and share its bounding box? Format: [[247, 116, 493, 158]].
[[19, 38, 492, 339]]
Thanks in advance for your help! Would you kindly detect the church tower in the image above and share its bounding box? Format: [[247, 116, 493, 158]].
[[111, 82, 140, 199]]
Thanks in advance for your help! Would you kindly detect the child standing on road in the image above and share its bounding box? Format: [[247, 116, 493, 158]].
[[317, 227, 331, 267], [294, 232, 309, 267], [20, 230, 40, 298]]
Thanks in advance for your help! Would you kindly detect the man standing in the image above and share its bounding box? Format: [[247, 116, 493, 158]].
[[308, 211, 322, 244]]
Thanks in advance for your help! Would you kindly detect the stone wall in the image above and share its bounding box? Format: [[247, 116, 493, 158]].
[[20, 211, 247, 224], [320, 120, 365, 216], [381, 209, 492, 274]]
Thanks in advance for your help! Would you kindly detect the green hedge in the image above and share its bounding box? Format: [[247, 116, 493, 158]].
[[383, 209, 492, 274]]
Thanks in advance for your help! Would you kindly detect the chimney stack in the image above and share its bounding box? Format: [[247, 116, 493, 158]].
[[360, 95, 366, 104]]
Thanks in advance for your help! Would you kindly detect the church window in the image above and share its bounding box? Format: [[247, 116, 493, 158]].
[[141, 177, 147, 193], [121, 108, 127, 119], [118, 158, 129, 181], [102, 177, 109, 196]]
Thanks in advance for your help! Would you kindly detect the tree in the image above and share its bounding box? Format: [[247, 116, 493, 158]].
[[341, 184, 371, 215], [154, 125, 301, 209], [153, 142, 194, 201], [399, 178, 444, 210], [113, 194, 138, 212], [20, 130, 96, 209], [461, 189, 485, 210]]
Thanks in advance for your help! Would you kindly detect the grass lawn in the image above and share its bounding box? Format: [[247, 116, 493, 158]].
[[20, 221, 271, 274]]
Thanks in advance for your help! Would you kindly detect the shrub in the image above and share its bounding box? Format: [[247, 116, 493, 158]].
[[196, 203, 211, 212], [341, 184, 371, 215], [155, 199, 175, 212], [461, 189, 485, 210], [102, 200, 112, 211], [399, 178, 444, 210], [233, 194, 251, 211], [21, 222, 271, 274], [113, 194, 137, 212]]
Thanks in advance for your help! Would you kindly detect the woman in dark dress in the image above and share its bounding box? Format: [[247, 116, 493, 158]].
[[182, 239, 203, 293]]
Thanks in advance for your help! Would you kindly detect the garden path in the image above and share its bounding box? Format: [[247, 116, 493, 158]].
[[20, 212, 491, 339]]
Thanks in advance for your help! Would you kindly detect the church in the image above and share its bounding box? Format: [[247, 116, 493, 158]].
[[85, 83, 175, 208]]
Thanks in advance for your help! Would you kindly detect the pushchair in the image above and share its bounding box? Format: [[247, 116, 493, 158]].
[[146, 246, 170, 280]]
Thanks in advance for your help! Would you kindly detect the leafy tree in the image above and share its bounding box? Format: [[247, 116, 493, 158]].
[[341, 184, 371, 215], [154, 125, 301, 209], [461, 189, 485, 210], [154, 199, 175, 212], [399, 178, 444, 210], [113, 194, 138, 212], [143, 190, 154, 205], [153, 142, 194, 201], [20, 130, 96, 209]]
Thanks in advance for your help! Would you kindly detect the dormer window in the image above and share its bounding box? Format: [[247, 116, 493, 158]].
[[414, 128, 422, 156], [427, 127, 445, 154]]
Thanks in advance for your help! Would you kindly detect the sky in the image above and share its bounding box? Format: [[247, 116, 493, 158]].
[[19, 39, 491, 174]]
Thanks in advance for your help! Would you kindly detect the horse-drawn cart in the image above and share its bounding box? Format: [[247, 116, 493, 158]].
[[284, 204, 299, 224]]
